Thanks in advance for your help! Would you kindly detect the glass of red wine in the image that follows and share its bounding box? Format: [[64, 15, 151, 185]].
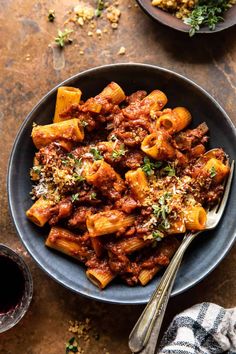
[[0, 244, 33, 333]]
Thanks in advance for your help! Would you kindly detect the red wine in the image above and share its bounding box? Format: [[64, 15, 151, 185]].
[[0, 255, 25, 314]]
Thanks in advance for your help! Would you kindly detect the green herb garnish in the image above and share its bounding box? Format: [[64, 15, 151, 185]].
[[75, 158, 82, 166], [209, 166, 217, 178], [66, 337, 78, 353], [95, 0, 105, 17], [55, 29, 73, 48], [142, 156, 162, 176], [90, 147, 103, 160], [90, 192, 97, 200], [71, 193, 79, 203], [184, 0, 230, 37], [48, 9, 55, 22], [152, 192, 172, 230], [152, 230, 164, 240], [73, 174, 85, 182], [112, 144, 126, 159], [32, 166, 42, 174], [163, 164, 175, 177], [61, 158, 69, 165]]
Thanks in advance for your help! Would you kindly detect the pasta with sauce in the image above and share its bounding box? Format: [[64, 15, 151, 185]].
[[26, 82, 230, 289]]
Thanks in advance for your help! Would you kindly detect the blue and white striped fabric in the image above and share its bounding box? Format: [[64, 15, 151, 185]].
[[159, 303, 236, 354]]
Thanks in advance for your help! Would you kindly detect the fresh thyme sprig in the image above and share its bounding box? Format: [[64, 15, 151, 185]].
[[152, 192, 172, 230], [112, 144, 127, 159], [162, 164, 176, 177], [184, 0, 230, 37], [142, 156, 162, 176], [95, 0, 105, 17], [66, 337, 78, 353], [55, 28, 74, 48], [90, 147, 103, 160], [209, 166, 217, 178]]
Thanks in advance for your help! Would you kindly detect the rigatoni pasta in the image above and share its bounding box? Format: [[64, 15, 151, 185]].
[[26, 82, 230, 289], [54, 86, 82, 123]]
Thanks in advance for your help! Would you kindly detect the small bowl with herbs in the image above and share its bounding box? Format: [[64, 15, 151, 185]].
[[136, 0, 236, 35]]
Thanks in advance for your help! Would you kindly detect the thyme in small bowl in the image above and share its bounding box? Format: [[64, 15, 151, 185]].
[[184, 0, 231, 36]]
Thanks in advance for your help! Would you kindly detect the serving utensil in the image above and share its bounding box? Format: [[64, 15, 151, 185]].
[[129, 160, 234, 354]]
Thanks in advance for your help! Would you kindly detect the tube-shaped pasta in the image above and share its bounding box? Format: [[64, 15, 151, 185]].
[[45, 227, 90, 261], [86, 210, 135, 237], [56, 140, 73, 152], [190, 144, 206, 158], [26, 197, 55, 227], [85, 160, 125, 198], [54, 86, 82, 123], [99, 82, 126, 104], [141, 132, 175, 160], [115, 236, 149, 254], [184, 206, 207, 230], [32, 118, 84, 149], [142, 90, 168, 115], [203, 148, 224, 160], [125, 168, 148, 203], [91, 238, 104, 258], [82, 98, 102, 113], [139, 266, 161, 286], [203, 158, 229, 184], [139, 237, 180, 285], [86, 268, 115, 289], [156, 107, 191, 134]]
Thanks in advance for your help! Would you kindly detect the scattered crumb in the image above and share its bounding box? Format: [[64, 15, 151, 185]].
[[69, 318, 91, 339], [107, 5, 121, 25], [111, 23, 118, 29], [79, 50, 84, 55], [118, 46, 126, 55], [50, 1, 123, 49], [77, 17, 84, 26], [96, 29, 102, 36]]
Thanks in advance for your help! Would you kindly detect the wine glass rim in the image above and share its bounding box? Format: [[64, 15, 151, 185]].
[[0, 244, 33, 333]]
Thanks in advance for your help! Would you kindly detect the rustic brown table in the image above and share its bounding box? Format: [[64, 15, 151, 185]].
[[0, 0, 235, 353]]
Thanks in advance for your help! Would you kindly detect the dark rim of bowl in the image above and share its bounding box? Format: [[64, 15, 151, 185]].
[[7, 63, 236, 304], [135, 0, 236, 33]]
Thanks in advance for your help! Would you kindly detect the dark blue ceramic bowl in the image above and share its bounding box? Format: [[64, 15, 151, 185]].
[[8, 64, 236, 304]]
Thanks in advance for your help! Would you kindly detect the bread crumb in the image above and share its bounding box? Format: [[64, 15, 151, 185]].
[[111, 23, 118, 29], [77, 17, 84, 26], [88, 31, 93, 36], [107, 6, 121, 23], [96, 29, 102, 35], [118, 46, 126, 55]]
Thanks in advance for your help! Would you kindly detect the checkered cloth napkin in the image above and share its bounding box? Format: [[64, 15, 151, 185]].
[[158, 303, 236, 354]]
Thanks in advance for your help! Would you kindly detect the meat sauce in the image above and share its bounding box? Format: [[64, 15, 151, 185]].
[[28, 84, 229, 287]]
